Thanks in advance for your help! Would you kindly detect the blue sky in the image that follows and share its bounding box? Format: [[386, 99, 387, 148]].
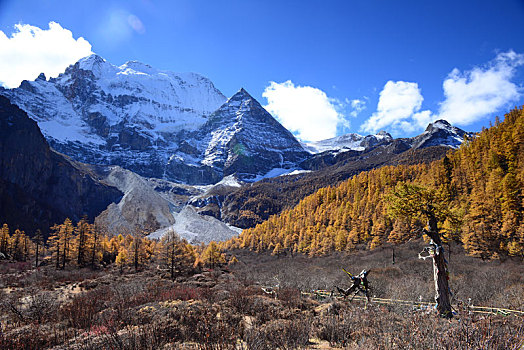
[[1, 0, 523, 141]]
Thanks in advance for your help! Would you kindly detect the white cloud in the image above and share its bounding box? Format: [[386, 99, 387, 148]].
[[0, 22, 93, 88], [360, 80, 428, 134], [438, 50, 523, 125], [263, 80, 347, 142], [349, 98, 367, 117], [360, 51, 524, 134]]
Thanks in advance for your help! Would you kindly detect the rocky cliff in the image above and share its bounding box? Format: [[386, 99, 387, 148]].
[[0, 96, 122, 234]]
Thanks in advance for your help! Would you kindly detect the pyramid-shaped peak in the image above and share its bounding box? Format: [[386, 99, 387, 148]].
[[229, 87, 254, 101], [222, 88, 261, 111]]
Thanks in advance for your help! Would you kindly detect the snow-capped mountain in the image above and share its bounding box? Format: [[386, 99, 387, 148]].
[[164, 88, 309, 183], [1, 55, 310, 185], [303, 120, 470, 156], [1, 54, 227, 181], [303, 131, 393, 154], [410, 119, 473, 149], [0, 53, 472, 188]]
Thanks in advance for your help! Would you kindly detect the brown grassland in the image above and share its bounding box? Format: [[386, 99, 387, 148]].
[[1, 240, 522, 349]]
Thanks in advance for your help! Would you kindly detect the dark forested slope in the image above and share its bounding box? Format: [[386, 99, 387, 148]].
[[221, 143, 449, 228]]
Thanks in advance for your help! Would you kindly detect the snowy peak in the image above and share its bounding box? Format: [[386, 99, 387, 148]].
[[0, 54, 228, 181], [376, 130, 392, 138], [72, 54, 113, 78], [231, 87, 251, 100], [119, 60, 155, 74], [425, 119, 455, 134], [214, 88, 261, 117], [304, 131, 393, 154], [204, 87, 288, 133], [188, 87, 308, 182], [77, 54, 106, 68], [411, 119, 472, 149]]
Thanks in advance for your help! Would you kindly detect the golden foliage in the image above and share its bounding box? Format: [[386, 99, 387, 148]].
[[228, 106, 524, 258]]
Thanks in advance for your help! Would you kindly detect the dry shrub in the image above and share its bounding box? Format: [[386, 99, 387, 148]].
[[1, 288, 57, 326], [316, 313, 352, 347], [84, 322, 184, 350], [175, 302, 242, 349], [247, 295, 283, 325], [159, 285, 203, 301], [59, 286, 112, 329], [277, 287, 302, 308], [0, 324, 48, 350], [228, 286, 259, 314], [311, 304, 524, 350], [244, 318, 311, 350]]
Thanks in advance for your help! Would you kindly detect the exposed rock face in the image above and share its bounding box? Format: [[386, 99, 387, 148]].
[[0, 96, 122, 234]]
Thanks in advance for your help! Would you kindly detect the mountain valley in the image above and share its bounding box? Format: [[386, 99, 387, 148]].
[[0, 55, 476, 240]]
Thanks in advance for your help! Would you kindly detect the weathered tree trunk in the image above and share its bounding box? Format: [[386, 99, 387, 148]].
[[426, 212, 453, 318], [35, 242, 39, 268], [392, 247, 395, 264]]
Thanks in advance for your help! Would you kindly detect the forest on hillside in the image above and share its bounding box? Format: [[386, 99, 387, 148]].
[[0, 218, 231, 274], [227, 106, 524, 259]]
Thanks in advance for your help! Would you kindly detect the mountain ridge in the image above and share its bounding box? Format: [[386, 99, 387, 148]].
[[0, 54, 478, 241]]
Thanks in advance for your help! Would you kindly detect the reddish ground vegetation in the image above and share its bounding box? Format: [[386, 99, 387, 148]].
[[0, 243, 522, 349]]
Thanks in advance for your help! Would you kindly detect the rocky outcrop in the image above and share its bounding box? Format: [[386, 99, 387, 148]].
[[0, 96, 122, 234], [92, 165, 178, 235]]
